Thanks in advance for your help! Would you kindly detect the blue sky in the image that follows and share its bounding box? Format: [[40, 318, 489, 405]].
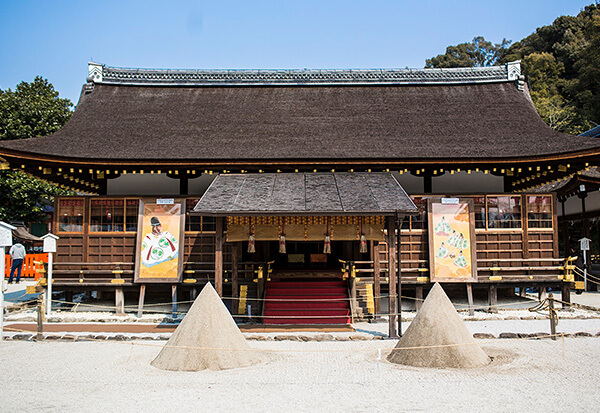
[[0, 0, 594, 104]]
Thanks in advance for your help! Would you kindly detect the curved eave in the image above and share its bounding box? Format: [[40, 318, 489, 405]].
[[3, 147, 600, 167]]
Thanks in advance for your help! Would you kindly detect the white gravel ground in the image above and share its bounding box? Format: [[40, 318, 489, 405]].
[[2, 338, 599, 412]]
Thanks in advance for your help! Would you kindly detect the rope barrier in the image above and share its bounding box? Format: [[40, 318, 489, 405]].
[[572, 267, 600, 286], [2, 325, 598, 353], [528, 298, 558, 323], [14, 293, 596, 320], [6, 281, 598, 320]]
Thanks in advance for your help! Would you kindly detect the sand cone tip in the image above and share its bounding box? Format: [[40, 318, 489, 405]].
[[387, 282, 489, 368]]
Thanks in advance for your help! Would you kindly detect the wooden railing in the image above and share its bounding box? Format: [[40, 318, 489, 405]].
[[3, 253, 49, 280]]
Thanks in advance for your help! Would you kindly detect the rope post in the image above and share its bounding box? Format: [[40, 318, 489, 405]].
[[36, 296, 44, 341], [548, 293, 557, 341]]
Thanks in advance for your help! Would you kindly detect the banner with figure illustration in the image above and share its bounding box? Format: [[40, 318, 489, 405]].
[[134, 199, 185, 283], [428, 198, 477, 283]]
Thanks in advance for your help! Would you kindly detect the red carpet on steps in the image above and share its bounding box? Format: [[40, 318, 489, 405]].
[[263, 279, 351, 324]]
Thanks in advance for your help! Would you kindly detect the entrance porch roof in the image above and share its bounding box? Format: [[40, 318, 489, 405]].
[[193, 172, 417, 216]]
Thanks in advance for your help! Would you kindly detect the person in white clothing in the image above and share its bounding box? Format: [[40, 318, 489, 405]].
[[9, 242, 26, 284]]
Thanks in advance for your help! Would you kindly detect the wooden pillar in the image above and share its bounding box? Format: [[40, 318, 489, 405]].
[[171, 284, 177, 317], [560, 199, 569, 257], [561, 283, 571, 309], [215, 217, 224, 296], [179, 177, 189, 195], [232, 242, 240, 314], [396, 215, 403, 336], [466, 283, 474, 316], [423, 175, 432, 194], [115, 287, 125, 315], [137, 284, 146, 318], [349, 273, 357, 322], [97, 179, 107, 196], [522, 194, 530, 260], [487, 284, 498, 313], [415, 286, 423, 312], [371, 241, 381, 318], [503, 175, 512, 193], [386, 216, 398, 338]]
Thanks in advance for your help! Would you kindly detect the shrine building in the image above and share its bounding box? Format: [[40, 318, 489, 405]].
[[2, 61, 600, 336]]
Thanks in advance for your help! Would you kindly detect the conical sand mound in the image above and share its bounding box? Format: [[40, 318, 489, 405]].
[[387, 283, 489, 368], [151, 283, 262, 371]]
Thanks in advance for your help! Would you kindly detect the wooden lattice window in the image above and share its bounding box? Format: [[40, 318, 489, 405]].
[[473, 196, 486, 229], [90, 199, 124, 232], [58, 199, 84, 233], [527, 195, 553, 229], [487, 196, 521, 229], [89, 199, 139, 232], [125, 199, 139, 232], [185, 199, 216, 233]]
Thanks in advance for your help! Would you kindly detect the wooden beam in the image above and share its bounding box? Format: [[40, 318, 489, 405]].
[[487, 284, 498, 313], [232, 242, 240, 314], [386, 216, 398, 338], [215, 217, 224, 296], [115, 287, 125, 315], [137, 284, 146, 318], [424, 175, 432, 194], [397, 215, 403, 336], [415, 286, 423, 312], [179, 177, 189, 195], [466, 283, 474, 316], [171, 284, 178, 317], [561, 283, 571, 309], [372, 240, 381, 317]]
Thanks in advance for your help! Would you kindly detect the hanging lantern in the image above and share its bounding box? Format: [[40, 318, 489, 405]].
[[279, 234, 286, 254], [248, 234, 256, 253], [323, 234, 331, 254], [359, 233, 368, 253]]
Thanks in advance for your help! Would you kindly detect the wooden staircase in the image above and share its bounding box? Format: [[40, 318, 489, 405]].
[[263, 279, 351, 324]]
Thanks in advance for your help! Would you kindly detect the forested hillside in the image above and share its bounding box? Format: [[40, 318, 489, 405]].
[[426, 3, 599, 134]]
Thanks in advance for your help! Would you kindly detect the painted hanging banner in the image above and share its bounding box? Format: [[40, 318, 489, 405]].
[[428, 198, 477, 283], [134, 199, 185, 283]]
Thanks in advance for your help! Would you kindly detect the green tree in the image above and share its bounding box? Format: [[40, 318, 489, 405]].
[[0, 76, 72, 140], [428, 4, 600, 134], [572, 10, 600, 126], [0, 77, 74, 222], [0, 170, 72, 222], [426, 36, 511, 68], [502, 4, 600, 133]]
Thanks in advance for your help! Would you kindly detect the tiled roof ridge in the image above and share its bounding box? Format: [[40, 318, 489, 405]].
[[87, 61, 523, 86]]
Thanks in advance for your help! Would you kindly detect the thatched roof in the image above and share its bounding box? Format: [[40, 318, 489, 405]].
[[2, 62, 600, 165], [193, 172, 417, 216]]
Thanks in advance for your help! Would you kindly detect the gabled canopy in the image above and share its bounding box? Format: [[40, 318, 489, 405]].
[[193, 172, 417, 216]]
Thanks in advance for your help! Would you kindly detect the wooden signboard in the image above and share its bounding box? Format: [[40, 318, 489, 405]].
[[428, 198, 477, 283], [134, 198, 186, 283]]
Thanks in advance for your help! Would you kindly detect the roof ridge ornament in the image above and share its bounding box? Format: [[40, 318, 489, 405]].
[[89, 62, 518, 86], [88, 62, 103, 83], [506, 60, 521, 81]]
